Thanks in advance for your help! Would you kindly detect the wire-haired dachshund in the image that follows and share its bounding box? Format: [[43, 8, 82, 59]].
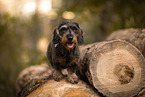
[[47, 21, 84, 83]]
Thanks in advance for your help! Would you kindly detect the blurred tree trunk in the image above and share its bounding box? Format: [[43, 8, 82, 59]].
[[99, 1, 113, 40]]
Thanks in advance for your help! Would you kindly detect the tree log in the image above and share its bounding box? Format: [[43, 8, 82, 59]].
[[79, 40, 145, 97], [106, 28, 145, 57]]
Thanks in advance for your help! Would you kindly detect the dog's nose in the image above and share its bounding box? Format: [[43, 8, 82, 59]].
[[67, 34, 73, 41]]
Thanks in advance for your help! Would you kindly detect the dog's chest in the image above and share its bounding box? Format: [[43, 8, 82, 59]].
[[54, 44, 79, 67], [56, 54, 77, 68]]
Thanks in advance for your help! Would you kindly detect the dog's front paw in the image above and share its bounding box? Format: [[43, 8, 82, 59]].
[[52, 70, 63, 82], [61, 69, 69, 76], [67, 73, 79, 84]]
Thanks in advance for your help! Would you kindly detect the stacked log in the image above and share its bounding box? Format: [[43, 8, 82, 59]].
[[15, 40, 145, 97]]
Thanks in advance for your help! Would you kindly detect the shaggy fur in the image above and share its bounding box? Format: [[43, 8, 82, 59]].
[[47, 21, 84, 83]]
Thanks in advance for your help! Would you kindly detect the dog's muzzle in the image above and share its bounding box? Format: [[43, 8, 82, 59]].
[[66, 34, 75, 48]]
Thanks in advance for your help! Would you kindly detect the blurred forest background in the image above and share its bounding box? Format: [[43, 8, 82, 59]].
[[0, 0, 145, 97]]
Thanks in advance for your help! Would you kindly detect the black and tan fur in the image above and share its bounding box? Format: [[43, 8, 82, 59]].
[[47, 21, 84, 83]]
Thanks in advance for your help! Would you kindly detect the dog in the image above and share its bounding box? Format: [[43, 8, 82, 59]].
[[47, 21, 84, 83]]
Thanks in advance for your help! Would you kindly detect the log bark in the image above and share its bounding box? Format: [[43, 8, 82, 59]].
[[15, 64, 52, 97], [106, 28, 145, 57], [15, 40, 145, 97], [79, 40, 145, 97]]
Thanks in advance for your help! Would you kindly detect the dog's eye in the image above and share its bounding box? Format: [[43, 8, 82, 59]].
[[59, 28, 67, 36], [59, 31, 65, 36], [72, 26, 78, 31]]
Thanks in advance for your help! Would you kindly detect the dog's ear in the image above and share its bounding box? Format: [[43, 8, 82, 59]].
[[77, 28, 84, 45], [74, 22, 84, 45], [52, 28, 61, 44]]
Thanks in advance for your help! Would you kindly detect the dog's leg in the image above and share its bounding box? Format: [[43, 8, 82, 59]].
[[64, 67, 78, 84], [62, 68, 79, 84], [52, 69, 63, 81], [61, 69, 69, 76]]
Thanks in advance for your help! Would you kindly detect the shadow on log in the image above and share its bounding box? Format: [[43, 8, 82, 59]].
[[15, 40, 145, 97], [107, 28, 145, 57]]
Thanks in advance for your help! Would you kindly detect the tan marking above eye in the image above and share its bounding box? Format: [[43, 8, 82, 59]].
[[60, 27, 67, 32], [59, 25, 67, 30]]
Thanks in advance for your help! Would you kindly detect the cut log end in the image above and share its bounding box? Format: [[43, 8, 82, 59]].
[[84, 40, 145, 97]]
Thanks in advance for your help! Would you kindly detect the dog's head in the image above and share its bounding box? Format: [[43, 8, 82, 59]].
[[52, 21, 84, 50]]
